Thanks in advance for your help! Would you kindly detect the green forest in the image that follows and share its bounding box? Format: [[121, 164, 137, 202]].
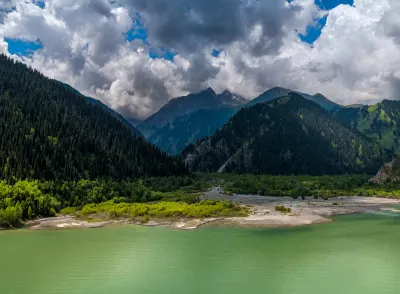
[[183, 94, 392, 175], [0, 54, 186, 180]]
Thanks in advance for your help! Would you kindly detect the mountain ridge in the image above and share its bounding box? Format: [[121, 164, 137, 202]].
[[137, 87, 245, 137], [0, 54, 185, 180], [182, 93, 392, 175]]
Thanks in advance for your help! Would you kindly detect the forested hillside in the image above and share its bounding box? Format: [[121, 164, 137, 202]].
[[246, 87, 342, 111], [0, 54, 186, 180], [335, 100, 400, 154], [183, 94, 392, 175]]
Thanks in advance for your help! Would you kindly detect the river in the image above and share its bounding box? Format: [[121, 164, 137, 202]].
[[1, 213, 400, 294]]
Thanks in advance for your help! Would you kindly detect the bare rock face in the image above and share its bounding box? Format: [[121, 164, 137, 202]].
[[370, 160, 400, 183]]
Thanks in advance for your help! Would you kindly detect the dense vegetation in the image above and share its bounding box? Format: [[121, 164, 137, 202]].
[[0, 176, 209, 227], [335, 100, 400, 154], [0, 54, 185, 180], [247, 87, 342, 111], [212, 173, 400, 198], [3, 174, 400, 227], [78, 200, 248, 221], [183, 94, 392, 175]]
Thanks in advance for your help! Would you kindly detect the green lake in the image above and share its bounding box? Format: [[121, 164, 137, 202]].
[[1, 213, 400, 294]]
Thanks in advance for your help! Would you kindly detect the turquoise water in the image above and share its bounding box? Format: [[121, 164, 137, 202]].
[[1, 213, 400, 294]]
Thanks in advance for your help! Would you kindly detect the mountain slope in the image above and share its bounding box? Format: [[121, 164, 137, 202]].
[[182, 93, 392, 175], [218, 90, 247, 106], [137, 88, 222, 137], [334, 100, 400, 154], [247, 87, 342, 111], [57, 82, 142, 137], [149, 107, 237, 155], [137, 88, 248, 138], [0, 54, 186, 180]]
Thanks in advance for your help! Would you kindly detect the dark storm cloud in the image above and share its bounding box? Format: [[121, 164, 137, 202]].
[[119, 0, 303, 56], [132, 65, 170, 109], [387, 75, 400, 100], [87, 0, 113, 18], [179, 53, 220, 93]]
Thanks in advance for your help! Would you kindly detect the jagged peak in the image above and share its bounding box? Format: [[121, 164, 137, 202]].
[[197, 87, 216, 95], [221, 89, 232, 95]]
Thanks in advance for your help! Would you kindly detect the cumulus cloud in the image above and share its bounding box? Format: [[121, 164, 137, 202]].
[[2, 0, 400, 119]]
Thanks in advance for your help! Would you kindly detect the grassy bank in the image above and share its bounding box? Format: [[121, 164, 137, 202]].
[[2, 174, 400, 228], [63, 200, 248, 222]]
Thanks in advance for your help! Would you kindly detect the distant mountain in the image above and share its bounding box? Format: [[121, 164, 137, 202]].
[[0, 54, 186, 180], [143, 86, 343, 155], [149, 107, 237, 155], [182, 93, 391, 175], [138, 88, 221, 137], [128, 118, 143, 127], [246, 87, 342, 111], [334, 100, 400, 154], [217, 90, 247, 106], [137, 88, 246, 138]]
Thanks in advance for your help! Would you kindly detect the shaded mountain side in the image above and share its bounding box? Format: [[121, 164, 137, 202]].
[[246, 87, 342, 111], [218, 90, 247, 106], [57, 82, 142, 138], [0, 54, 186, 180], [334, 100, 400, 154], [145, 87, 341, 155], [149, 107, 237, 155], [137, 88, 222, 137], [137, 88, 247, 138], [182, 93, 392, 175]]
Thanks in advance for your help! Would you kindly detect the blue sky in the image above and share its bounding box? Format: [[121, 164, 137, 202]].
[[5, 0, 354, 59], [300, 0, 354, 44], [5, 38, 43, 57]]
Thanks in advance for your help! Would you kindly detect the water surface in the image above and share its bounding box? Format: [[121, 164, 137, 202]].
[[1, 213, 400, 294]]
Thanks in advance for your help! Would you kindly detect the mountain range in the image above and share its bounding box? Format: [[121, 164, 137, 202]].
[[141, 86, 344, 155], [182, 93, 392, 175], [2, 53, 399, 178]]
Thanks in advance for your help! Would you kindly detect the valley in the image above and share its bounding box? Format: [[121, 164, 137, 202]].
[[2, 54, 400, 230]]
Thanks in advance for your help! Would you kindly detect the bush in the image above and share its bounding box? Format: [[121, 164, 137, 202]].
[[79, 200, 249, 220], [60, 207, 78, 215], [275, 205, 291, 213]]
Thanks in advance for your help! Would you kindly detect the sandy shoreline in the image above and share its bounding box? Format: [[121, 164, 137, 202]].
[[24, 187, 400, 231]]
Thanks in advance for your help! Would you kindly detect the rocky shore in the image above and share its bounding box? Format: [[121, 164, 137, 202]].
[[25, 188, 400, 231]]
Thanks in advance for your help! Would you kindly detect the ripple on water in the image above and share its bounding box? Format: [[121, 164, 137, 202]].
[[0, 216, 400, 294]]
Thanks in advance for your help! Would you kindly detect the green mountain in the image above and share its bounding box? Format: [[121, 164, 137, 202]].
[[247, 87, 342, 111], [149, 107, 237, 155], [0, 54, 186, 180], [58, 82, 142, 138], [334, 100, 400, 154], [143, 87, 342, 155], [182, 93, 392, 175]]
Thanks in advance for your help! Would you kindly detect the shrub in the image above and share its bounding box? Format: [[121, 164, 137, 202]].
[[275, 205, 291, 213]]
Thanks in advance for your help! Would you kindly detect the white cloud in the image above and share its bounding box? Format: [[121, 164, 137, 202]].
[[2, 0, 400, 119]]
